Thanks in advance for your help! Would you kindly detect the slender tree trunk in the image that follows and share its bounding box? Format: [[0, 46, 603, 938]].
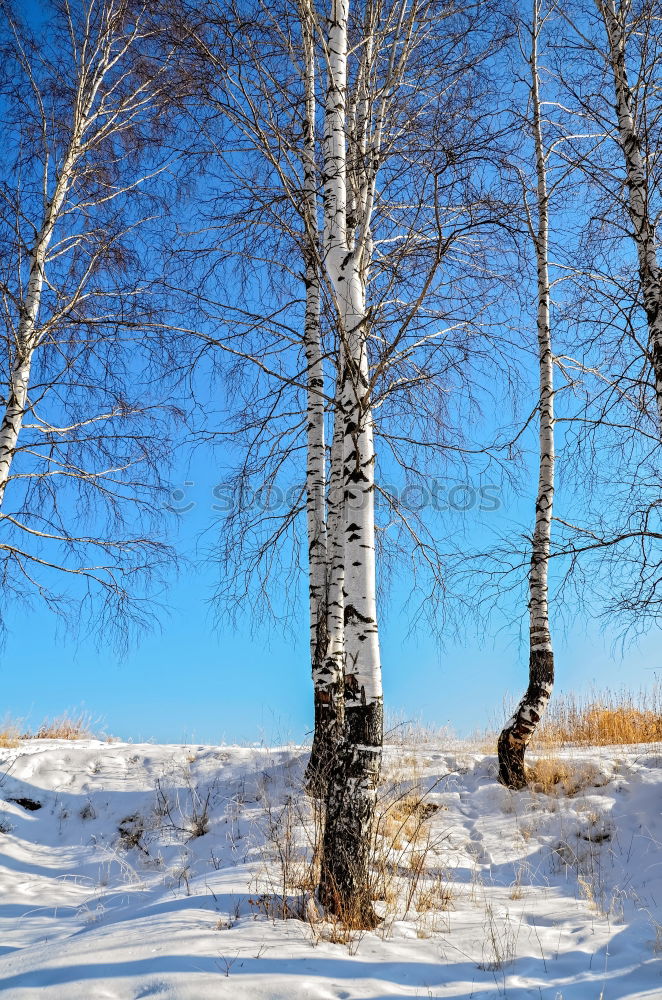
[[0, 145, 78, 507], [339, 286, 382, 750], [303, 246, 336, 793], [316, 0, 382, 926], [499, 0, 555, 790], [297, 0, 342, 795], [307, 406, 346, 793], [596, 0, 662, 431], [306, 402, 345, 798]]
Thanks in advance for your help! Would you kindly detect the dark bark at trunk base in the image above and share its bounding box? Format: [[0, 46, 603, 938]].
[[497, 728, 528, 790], [305, 681, 343, 798], [318, 738, 382, 928], [498, 648, 554, 790], [318, 700, 383, 928]]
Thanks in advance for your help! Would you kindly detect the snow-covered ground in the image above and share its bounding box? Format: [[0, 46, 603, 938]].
[[0, 739, 659, 999]]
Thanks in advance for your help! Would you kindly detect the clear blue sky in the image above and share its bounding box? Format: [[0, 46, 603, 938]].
[[3, 0, 659, 745], [3, 449, 658, 744]]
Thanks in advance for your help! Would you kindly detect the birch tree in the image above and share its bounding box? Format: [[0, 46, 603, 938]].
[[175, 0, 505, 805], [498, 0, 556, 790], [0, 0, 180, 636], [316, 0, 384, 923], [526, 0, 662, 629], [312, 0, 507, 922], [175, 0, 508, 918], [168, 0, 344, 786], [593, 0, 662, 433], [299, 0, 346, 792]]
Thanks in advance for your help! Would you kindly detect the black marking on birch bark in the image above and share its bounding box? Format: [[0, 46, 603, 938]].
[[344, 671, 360, 699], [344, 603, 374, 626]]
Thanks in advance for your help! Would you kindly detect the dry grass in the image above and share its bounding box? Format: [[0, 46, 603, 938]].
[[0, 712, 101, 744], [379, 794, 438, 850], [384, 710, 454, 747], [525, 758, 606, 797], [480, 684, 662, 752], [30, 712, 95, 740], [370, 761, 452, 937], [414, 873, 454, 913], [533, 685, 662, 748], [0, 717, 22, 748]]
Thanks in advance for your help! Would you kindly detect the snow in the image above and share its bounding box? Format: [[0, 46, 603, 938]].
[[0, 739, 660, 999]]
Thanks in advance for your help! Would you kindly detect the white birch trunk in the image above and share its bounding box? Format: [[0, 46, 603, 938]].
[[321, 0, 382, 742], [317, 0, 382, 926], [325, 403, 346, 679], [298, 0, 343, 792], [499, 0, 555, 789], [338, 279, 382, 742], [0, 146, 79, 508], [597, 0, 662, 432], [304, 263, 327, 669]]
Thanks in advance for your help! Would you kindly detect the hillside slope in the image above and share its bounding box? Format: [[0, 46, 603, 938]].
[[0, 740, 660, 999]]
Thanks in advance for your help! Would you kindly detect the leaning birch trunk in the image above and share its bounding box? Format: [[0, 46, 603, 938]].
[[596, 0, 662, 432], [0, 145, 79, 507], [317, 0, 383, 927], [498, 0, 555, 790], [0, 10, 150, 509]]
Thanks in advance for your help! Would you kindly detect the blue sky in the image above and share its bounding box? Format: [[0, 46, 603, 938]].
[[3, 450, 659, 745], [4, 557, 658, 746], [2, 0, 659, 745]]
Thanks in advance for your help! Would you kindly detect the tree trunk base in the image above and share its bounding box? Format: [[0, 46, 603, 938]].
[[498, 650, 554, 790], [318, 737, 382, 929], [497, 728, 528, 790]]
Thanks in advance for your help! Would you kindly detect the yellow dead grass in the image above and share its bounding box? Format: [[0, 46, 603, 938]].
[[482, 684, 662, 752], [31, 713, 95, 740], [0, 717, 22, 748], [0, 711, 99, 745], [525, 758, 605, 797], [534, 692, 662, 748]]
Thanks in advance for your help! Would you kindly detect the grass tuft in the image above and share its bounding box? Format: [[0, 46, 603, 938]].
[[0, 717, 22, 748], [30, 712, 95, 740], [526, 758, 606, 797]]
